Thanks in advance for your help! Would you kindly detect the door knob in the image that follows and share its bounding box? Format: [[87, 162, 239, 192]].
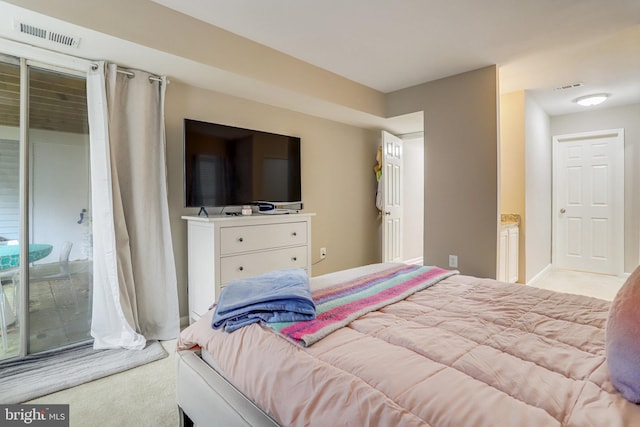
[[560, 208, 566, 214]]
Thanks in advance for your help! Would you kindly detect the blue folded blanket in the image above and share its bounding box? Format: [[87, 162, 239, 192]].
[[212, 268, 316, 332]]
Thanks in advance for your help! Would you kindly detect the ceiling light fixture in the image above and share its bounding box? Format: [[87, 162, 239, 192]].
[[574, 93, 609, 107]]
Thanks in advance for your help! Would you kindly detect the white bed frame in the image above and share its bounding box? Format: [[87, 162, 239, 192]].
[[176, 350, 280, 427]]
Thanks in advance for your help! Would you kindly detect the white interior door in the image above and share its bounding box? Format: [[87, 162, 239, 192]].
[[381, 131, 403, 262], [553, 129, 624, 275]]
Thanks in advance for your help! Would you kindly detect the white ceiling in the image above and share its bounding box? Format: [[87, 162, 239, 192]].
[[150, 0, 640, 116], [1, 0, 639, 133]]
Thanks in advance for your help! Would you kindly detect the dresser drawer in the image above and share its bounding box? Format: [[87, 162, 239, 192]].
[[220, 221, 308, 255], [220, 246, 308, 284]]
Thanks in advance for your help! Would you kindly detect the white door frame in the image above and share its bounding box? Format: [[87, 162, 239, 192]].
[[552, 128, 624, 275]]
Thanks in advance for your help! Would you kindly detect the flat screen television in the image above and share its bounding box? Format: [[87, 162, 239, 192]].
[[183, 119, 302, 208]]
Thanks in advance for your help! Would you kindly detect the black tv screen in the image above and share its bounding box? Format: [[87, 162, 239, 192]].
[[183, 119, 302, 208]]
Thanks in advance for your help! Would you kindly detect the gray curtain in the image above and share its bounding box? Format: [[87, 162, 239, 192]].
[[88, 62, 179, 349]]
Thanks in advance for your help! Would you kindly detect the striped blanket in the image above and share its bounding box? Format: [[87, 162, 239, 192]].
[[269, 264, 457, 346]]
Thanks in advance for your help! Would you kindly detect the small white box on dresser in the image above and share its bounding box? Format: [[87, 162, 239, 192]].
[[182, 213, 314, 323]]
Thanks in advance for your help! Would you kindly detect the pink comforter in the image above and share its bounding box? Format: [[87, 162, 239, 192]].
[[178, 268, 640, 426]]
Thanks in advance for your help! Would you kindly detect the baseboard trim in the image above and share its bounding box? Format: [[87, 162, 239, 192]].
[[526, 264, 553, 286]]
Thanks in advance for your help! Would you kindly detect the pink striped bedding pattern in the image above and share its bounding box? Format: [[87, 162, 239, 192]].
[[269, 264, 457, 346]]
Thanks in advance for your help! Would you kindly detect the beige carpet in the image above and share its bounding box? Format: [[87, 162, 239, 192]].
[[1, 341, 167, 404], [26, 340, 179, 426]]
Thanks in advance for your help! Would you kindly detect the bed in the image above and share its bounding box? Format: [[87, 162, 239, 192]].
[[176, 263, 640, 426]]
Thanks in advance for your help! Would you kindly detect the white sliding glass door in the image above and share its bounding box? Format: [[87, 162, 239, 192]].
[[0, 54, 93, 360]]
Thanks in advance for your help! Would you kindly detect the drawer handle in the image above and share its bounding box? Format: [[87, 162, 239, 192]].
[[238, 266, 244, 271], [291, 232, 297, 237], [292, 256, 297, 261], [238, 237, 244, 243]]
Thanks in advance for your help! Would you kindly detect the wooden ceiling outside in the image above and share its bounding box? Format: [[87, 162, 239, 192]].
[[0, 63, 88, 135]]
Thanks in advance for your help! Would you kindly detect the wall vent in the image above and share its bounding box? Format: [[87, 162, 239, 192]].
[[554, 82, 584, 91], [15, 21, 80, 48]]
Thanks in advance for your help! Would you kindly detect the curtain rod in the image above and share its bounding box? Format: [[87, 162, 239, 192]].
[[116, 67, 165, 83], [90, 63, 167, 84]]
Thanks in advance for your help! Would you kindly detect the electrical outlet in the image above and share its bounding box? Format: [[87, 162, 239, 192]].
[[449, 255, 458, 268], [320, 247, 327, 259]]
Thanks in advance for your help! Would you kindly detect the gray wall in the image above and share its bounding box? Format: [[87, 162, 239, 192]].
[[387, 66, 500, 279], [551, 103, 640, 273]]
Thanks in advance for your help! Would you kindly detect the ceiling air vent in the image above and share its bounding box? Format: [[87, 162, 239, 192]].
[[554, 82, 584, 91], [15, 21, 80, 48]]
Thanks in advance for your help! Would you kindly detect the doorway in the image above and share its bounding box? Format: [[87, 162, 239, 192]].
[[401, 133, 424, 265], [552, 129, 624, 275]]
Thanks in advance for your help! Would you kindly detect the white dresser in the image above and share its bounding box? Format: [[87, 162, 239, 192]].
[[182, 213, 314, 322]]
